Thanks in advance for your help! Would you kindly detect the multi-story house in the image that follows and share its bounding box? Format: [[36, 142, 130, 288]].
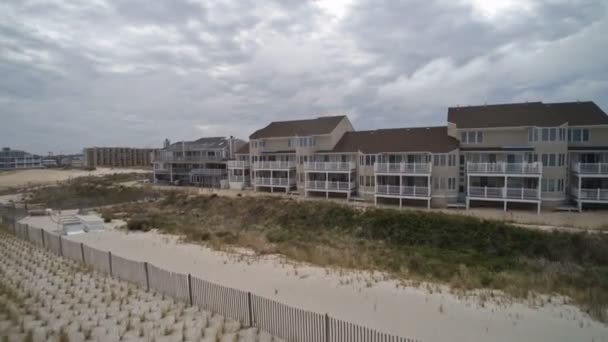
[[0, 147, 42, 170], [448, 101, 608, 212], [152, 137, 245, 187], [244, 116, 354, 193], [219, 100, 608, 212], [305, 127, 459, 208]]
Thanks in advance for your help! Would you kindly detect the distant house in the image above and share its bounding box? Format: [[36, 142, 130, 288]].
[[0, 147, 42, 170]]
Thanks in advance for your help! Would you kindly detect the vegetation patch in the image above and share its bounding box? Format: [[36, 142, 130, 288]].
[[104, 193, 608, 322]]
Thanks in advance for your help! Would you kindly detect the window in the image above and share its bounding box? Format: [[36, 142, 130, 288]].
[[549, 154, 556, 167], [569, 128, 590, 142], [549, 128, 557, 141], [359, 175, 363, 185], [448, 154, 456, 167], [366, 155, 371, 165], [559, 128, 566, 141], [440, 154, 446, 166], [461, 132, 467, 143], [433, 178, 439, 190], [476, 131, 483, 143], [440, 178, 447, 190], [448, 178, 456, 190], [542, 128, 549, 141]]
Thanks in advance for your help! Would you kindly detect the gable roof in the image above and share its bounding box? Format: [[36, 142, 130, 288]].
[[330, 127, 459, 154], [448, 101, 608, 128], [235, 143, 249, 154], [250, 115, 346, 139]]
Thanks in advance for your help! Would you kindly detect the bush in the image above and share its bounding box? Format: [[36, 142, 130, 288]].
[[127, 216, 152, 232]]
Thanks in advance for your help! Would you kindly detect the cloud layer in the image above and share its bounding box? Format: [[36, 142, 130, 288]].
[[1, 0, 607, 154]]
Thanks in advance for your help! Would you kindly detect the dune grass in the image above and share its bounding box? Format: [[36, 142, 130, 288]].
[[102, 193, 608, 322]]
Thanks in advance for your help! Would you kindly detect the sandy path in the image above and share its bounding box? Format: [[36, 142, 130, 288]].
[[56, 227, 607, 342], [0, 168, 150, 189]]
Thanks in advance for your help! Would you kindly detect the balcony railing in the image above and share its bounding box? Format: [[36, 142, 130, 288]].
[[467, 162, 542, 175], [253, 177, 296, 186], [375, 185, 430, 197], [229, 175, 249, 183], [304, 162, 355, 172], [575, 163, 608, 175], [572, 187, 608, 201], [374, 163, 432, 174], [190, 168, 226, 176], [306, 181, 355, 191], [227, 160, 250, 168], [468, 186, 540, 200], [153, 155, 224, 162], [253, 161, 296, 170]]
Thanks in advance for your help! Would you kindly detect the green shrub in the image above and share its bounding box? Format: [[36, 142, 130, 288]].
[[127, 216, 152, 232]]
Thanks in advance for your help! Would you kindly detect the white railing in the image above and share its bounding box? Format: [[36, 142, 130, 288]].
[[253, 177, 296, 186], [153, 155, 224, 162], [573, 188, 608, 201], [467, 162, 542, 175], [374, 163, 432, 174], [229, 175, 249, 183], [375, 185, 430, 197], [190, 168, 226, 176], [253, 161, 296, 170], [575, 163, 608, 175], [306, 181, 355, 191], [304, 162, 355, 172], [468, 186, 540, 200], [227, 160, 250, 168]]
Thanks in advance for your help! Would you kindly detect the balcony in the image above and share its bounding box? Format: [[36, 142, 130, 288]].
[[468, 186, 540, 200], [253, 177, 296, 187], [253, 161, 296, 170], [572, 187, 608, 201], [467, 162, 542, 175], [375, 185, 430, 198], [574, 163, 608, 176], [229, 175, 249, 183], [190, 168, 226, 176], [227, 160, 250, 168], [153, 155, 224, 162], [306, 181, 355, 191], [304, 162, 355, 172], [374, 163, 432, 175]]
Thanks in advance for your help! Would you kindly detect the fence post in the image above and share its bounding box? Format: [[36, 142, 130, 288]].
[[25, 224, 29, 241], [187, 273, 193, 306], [108, 251, 113, 277], [80, 242, 85, 264], [41, 229, 45, 248], [325, 313, 330, 342], [59, 236, 63, 257], [143, 262, 150, 292], [247, 292, 253, 327]]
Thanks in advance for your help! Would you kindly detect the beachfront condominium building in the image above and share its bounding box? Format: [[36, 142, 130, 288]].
[[0, 147, 42, 170], [225, 101, 608, 212], [242, 115, 355, 193], [152, 137, 245, 187], [83, 147, 156, 168], [448, 101, 608, 212]]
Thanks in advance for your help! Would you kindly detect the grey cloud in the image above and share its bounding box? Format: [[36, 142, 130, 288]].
[[0, 0, 607, 154]]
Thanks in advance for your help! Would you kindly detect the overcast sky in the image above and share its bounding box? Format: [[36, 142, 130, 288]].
[[1, 0, 607, 154]]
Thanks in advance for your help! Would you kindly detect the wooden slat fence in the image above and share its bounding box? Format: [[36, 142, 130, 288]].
[[27, 225, 44, 248], [43, 230, 62, 256], [190, 276, 249, 325], [83, 245, 112, 274], [61, 238, 83, 263], [111, 254, 147, 288], [250, 294, 326, 342], [147, 263, 189, 303], [0, 208, 419, 342]]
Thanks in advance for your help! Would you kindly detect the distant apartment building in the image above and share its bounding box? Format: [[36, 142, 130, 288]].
[[83, 147, 156, 168], [152, 137, 245, 187], [224, 101, 608, 212], [0, 147, 42, 170]]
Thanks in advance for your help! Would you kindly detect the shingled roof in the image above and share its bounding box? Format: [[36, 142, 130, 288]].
[[448, 101, 608, 128], [235, 143, 249, 154], [166, 137, 228, 150], [330, 127, 459, 154], [250, 115, 346, 139]]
